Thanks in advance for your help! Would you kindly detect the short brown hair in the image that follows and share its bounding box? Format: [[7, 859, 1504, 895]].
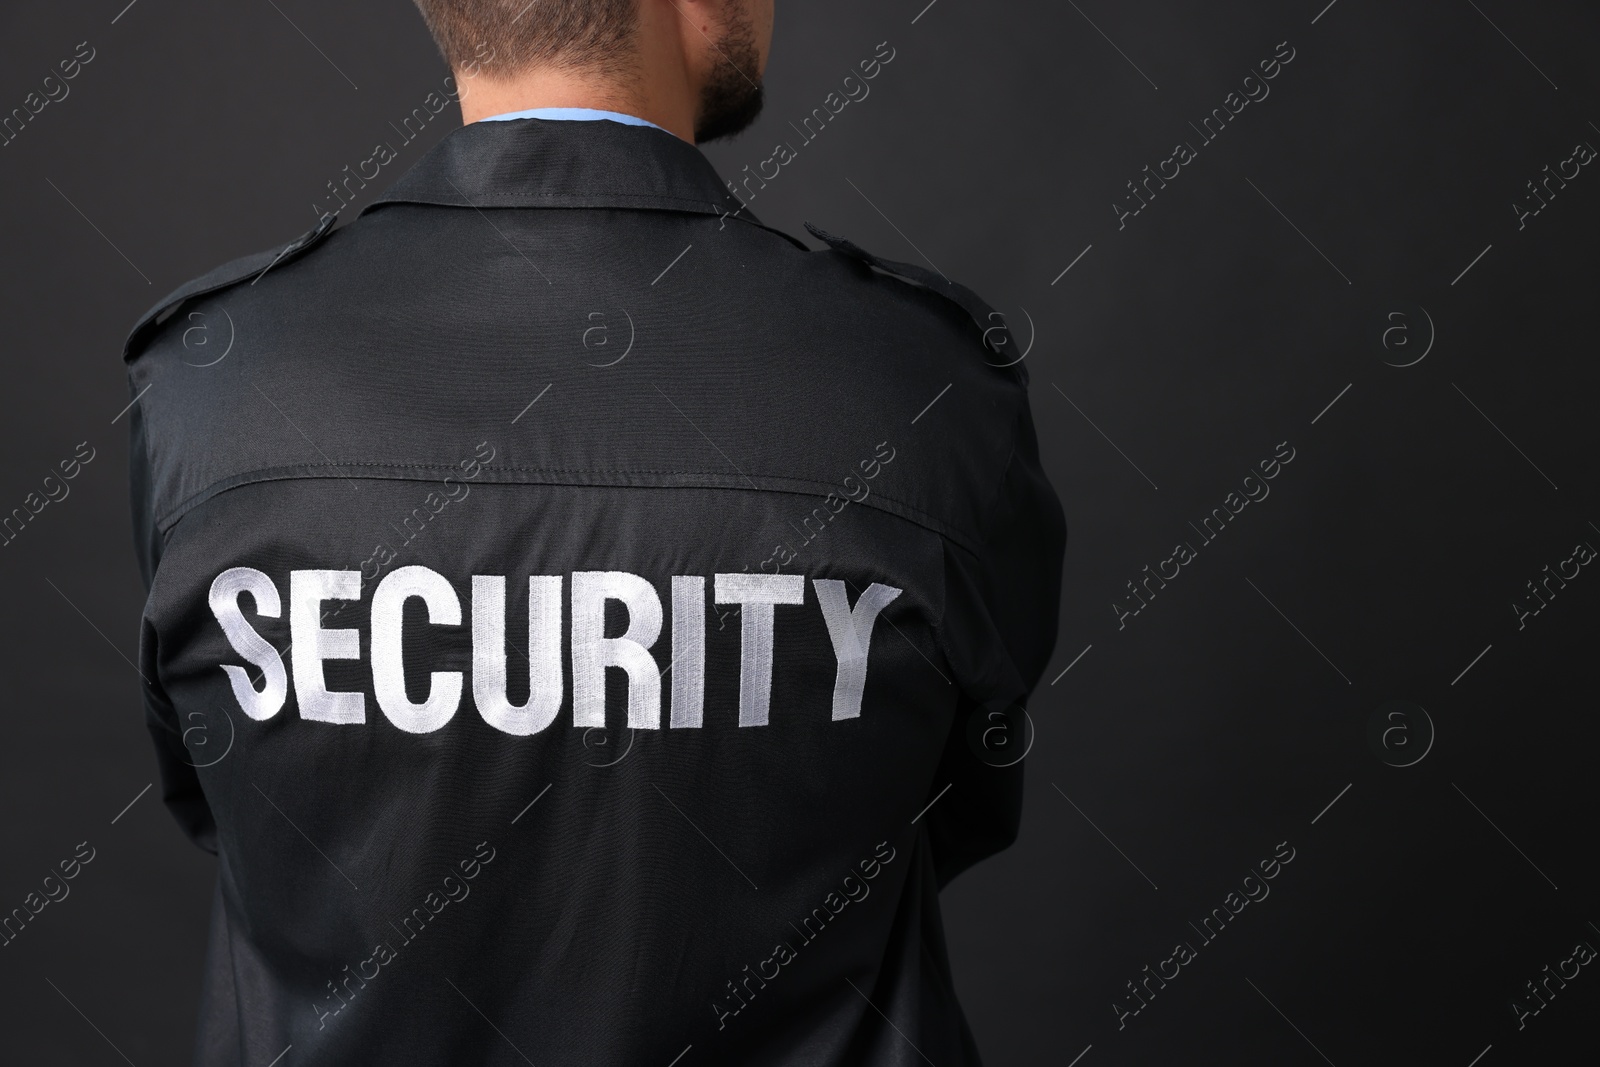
[[412, 0, 640, 75]]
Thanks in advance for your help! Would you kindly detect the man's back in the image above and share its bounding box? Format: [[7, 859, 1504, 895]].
[[126, 117, 1065, 1065]]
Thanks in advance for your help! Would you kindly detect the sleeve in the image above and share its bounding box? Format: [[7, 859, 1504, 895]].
[[130, 389, 219, 854], [927, 394, 1067, 890]]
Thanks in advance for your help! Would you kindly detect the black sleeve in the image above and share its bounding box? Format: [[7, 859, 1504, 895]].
[[927, 396, 1067, 889], [130, 394, 219, 854]]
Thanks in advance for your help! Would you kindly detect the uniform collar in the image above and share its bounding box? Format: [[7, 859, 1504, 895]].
[[361, 116, 761, 225], [478, 106, 667, 132]]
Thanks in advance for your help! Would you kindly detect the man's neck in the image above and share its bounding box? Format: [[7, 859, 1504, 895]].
[[455, 7, 701, 142]]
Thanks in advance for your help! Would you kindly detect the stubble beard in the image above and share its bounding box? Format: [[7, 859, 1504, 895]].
[[693, 4, 765, 143]]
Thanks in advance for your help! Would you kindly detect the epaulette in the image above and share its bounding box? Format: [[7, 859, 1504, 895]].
[[121, 210, 341, 362], [803, 222, 1029, 386]]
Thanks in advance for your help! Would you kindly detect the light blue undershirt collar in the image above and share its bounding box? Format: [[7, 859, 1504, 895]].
[[479, 107, 666, 133]]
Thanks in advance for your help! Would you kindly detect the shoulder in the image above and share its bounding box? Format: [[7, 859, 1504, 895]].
[[121, 211, 341, 364], [762, 224, 1037, 545], [795, 221, 1030, 389]]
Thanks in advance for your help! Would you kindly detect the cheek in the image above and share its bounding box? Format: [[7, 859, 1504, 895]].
[[756, 1, 776, 67]]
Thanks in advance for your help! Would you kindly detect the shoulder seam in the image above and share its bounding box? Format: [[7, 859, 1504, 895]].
[[121, 211, 341, 363], [801, 221, 1030, 386]]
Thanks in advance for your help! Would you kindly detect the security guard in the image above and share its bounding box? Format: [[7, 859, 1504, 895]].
[[123, 1, 1066, 1063]]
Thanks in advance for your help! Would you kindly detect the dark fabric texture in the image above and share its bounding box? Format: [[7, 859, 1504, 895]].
[[124, 117, 1066, 1067]]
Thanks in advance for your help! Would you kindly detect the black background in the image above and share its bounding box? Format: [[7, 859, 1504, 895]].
[[2, 0, 1597, 1063]]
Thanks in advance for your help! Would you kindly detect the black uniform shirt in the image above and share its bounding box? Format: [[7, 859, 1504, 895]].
[[124, 116, 1066, 1066]]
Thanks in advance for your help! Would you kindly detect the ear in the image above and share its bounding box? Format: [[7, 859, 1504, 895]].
[[648, 0, 723, 75]]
